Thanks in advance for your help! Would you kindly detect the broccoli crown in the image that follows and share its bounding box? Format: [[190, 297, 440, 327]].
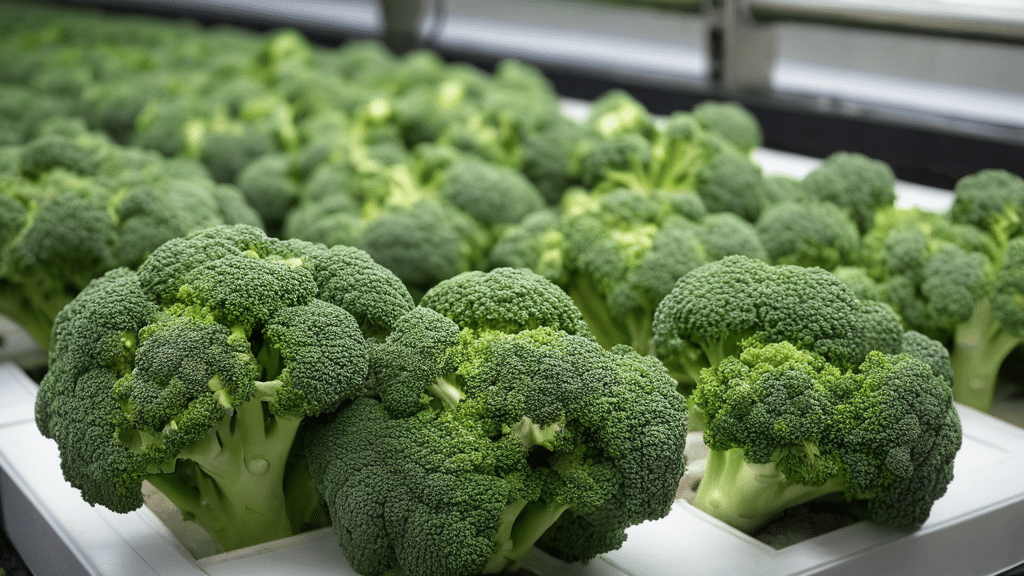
[[861, 207, 994, 340], [755, 200, 860, 270], [760, 174, 807, 205], [559, 188, 710, 353], [652, 255, 885, 384], [519, 117, 588, 205], [361, 199, 490, 298], [574, 133, 652, 190], [949, 168, 1024, 238], [307, 293, 688, 575], [694, 151, 766, 222], [801, 151, 896, 233], [690, 100, 763, 153], [0, 129, 271, 348], [35, 224, 413, 551], [236, 153, 299, 234], [693, 337, 961, 533], [439, 156, 546, 226], [420, 267, 592, 338], [487, 209, 567, 285], [584, 89, 655, 139], [695, 211, 767, 263]]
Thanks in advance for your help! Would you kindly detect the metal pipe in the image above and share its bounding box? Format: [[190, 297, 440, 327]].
[[750, 0, 1024, 44]]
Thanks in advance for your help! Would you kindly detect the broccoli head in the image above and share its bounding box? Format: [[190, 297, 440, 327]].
[[35, 224, 414, 552], [691, 100, 763, 153], [691, 336, 961, 533], [305, 267, 688, 576], [0, 133, 268, 349], [801, 151, 896, 233], [755, 200, 861, 270], [651, 255, 902, 387]]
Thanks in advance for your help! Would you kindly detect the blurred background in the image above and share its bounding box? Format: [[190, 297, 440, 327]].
[[46, 0, 1024, 190]]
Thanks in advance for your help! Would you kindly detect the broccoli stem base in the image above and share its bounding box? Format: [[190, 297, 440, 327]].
[[147, 395, 310, 553], [950, 298, 1022, 411], [693, 447, 844, 534], [482, 499, 570, 574]]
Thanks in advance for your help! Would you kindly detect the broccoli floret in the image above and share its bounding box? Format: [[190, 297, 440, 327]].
[[281, 193, 364, 249], [35, 224, 414, 552], [236, 153, 300, 236], [802, 151, 896, 233], [832, 265, 885, 302], [651, 255, 895, 387], [362, 199, 490, 300], [487, 209, 567, 285], [306, 269, 688, 575], [419, 267, 591, 338], [574, 132, 652, 191], [691, 100, 763, 153], [519, 117, 588, 205], [760, 174, 807, 205], [439, 155, 546, 228], [584, 89, 656, 140], [694, 211, 768, 263], [755, 200, 861, 270], [691, 337, 961, 533], [694, 150, 767, 222], [949, 168, 1024, 236]]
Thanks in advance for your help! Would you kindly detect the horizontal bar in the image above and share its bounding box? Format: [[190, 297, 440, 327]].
[[750, 0, 1024, 44], [582, 0, 703, 12]]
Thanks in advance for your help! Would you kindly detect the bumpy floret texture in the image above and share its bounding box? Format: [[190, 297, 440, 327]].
[[35, 224, 414, 552], [306, 279, 689, 575]]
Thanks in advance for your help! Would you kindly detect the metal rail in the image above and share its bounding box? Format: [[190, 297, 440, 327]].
[[750, 0, 1024, 44]]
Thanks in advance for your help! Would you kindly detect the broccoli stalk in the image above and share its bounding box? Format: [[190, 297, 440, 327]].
[[693, 447, 844, 534], [144, 398, 305, 551], [482, 500, 570, 574], [950, 297, 1023, 410]]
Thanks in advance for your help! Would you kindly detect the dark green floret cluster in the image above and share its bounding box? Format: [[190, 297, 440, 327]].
[[305, 268, 689, 576], [0, 126, 261, 349], [35, 224, 414, 552], [652, 255, 961, 534]]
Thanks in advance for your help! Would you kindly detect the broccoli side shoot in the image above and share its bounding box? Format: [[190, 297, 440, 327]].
[[35, 224, 414, 552], [307, 270, 688, 575], [692, 337, 961, 533]]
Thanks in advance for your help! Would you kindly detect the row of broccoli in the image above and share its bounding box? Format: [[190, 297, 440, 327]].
[[5, 0, 1019, 417], [0, 3, 1003, 574], [35, 224, 961, 576]]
